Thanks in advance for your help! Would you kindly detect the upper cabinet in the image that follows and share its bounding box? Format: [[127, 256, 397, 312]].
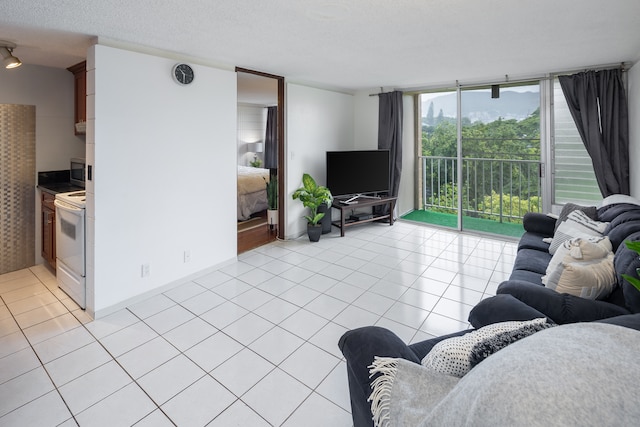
[[67, 61, 86, 135]]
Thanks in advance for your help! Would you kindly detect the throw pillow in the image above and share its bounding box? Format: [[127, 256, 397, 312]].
[[421, 318, 549, 378], [554, 203, 598, 233], [468, 322, 556, 368], [542, 236, 613, 286], [548, 210, 609, 255], [544, 246, 616, 300]]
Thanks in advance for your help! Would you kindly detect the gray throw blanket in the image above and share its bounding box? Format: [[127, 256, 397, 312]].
[[368, 323, 640, 427]]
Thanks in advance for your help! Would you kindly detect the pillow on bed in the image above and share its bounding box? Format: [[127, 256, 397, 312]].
[[421, 318, 551, 377]]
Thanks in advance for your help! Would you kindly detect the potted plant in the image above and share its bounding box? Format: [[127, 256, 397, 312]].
[[292, 173, 333, 242], [265, 174, 278, 230]]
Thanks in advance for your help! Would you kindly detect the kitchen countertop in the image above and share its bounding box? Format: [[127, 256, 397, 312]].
[[38, 169, 84, 195]]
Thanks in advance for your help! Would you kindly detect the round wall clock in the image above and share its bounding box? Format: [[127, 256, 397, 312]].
[[172, 63, 194, 85]]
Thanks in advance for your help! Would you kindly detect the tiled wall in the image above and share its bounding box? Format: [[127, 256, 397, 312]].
[[237, 105, 267, 166], [0, 104, 36, 274]]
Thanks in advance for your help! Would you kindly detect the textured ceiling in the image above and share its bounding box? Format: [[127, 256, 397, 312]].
[[1, 0, 639, 92]]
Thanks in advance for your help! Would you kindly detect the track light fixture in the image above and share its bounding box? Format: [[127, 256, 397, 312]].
[[0, 41, 22, 69]]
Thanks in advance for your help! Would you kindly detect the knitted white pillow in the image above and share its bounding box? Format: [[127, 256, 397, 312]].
[[421, 318, 549, 377]]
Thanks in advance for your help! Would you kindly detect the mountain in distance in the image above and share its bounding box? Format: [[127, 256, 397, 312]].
[[422, 91, 539, 124]]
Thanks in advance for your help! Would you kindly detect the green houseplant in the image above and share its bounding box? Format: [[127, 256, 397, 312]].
[[292, 173, 333, 242], [265, 174, 278, 229], [622, 240, 640, 292]]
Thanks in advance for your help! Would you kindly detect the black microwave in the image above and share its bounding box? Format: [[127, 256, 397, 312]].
[[70, 158, 86, 187]]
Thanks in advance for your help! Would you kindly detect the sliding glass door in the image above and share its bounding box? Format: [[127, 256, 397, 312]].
[[415, 83, 542, 237]]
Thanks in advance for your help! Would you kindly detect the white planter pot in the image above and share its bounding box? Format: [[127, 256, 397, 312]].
[[267, 209, 278, 227]]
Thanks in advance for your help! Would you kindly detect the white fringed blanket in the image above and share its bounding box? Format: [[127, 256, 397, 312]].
[[367, 323, 640, 427]]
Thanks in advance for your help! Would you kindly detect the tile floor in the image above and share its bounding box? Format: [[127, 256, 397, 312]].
[[0, 220, 517, 426]]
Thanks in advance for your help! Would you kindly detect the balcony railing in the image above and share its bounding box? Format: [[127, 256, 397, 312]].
[[421, 156, 542, 223]]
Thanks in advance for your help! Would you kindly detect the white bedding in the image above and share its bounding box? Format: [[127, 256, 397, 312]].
[[238, 166, 270, 221]]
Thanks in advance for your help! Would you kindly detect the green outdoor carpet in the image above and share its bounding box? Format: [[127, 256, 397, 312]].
[[401, 209, 524, 238]]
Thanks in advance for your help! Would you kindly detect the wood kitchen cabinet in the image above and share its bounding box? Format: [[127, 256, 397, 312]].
[[41, 192, 56, 270], [67, 60, 86, 135]]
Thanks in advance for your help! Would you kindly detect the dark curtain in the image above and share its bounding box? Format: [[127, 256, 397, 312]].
[[558, 69, 629, 197], [264, 106, 278, 170], [376, 91, 403, 217]]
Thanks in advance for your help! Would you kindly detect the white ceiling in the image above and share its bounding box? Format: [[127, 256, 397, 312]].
[[1, 0, 640, 93]]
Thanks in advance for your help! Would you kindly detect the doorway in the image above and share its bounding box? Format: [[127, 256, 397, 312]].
[[236, 68, 285, 253]]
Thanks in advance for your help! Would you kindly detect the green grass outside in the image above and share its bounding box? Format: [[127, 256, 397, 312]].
[[401, 209, 525, 238]]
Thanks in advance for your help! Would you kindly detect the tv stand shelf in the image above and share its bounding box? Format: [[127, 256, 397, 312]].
[[331, 196, 397, 237]]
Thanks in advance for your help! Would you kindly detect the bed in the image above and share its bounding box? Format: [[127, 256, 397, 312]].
[[238, 165, 270, 221]]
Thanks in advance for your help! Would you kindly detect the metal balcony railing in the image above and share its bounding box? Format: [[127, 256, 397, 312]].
[[421, 156, 542, 223]]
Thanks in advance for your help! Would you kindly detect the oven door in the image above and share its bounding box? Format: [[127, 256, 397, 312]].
[[54, 199, 85, 276]]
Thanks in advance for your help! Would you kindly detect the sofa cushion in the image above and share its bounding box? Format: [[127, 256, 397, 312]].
[[548, 210, 608, 254], [421, 318, 550, 377], [512, 248, 552, 276], [517, 231, 551, 252]]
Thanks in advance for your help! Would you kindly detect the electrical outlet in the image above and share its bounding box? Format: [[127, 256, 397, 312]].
[[141, 263, 150, 278], [184, 250, 191, 263]]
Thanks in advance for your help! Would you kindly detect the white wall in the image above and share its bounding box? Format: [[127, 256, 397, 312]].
[[628, 61, 640, 198], [0, 64, 85, 263], [87, 45, 237, 317], [285, 84, 355, 239]]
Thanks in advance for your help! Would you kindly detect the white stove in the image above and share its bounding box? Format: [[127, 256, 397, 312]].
[[54, 190, 86, 309], [55, 190, 86, 209]]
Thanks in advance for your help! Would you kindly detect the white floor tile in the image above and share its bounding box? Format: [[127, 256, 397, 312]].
[[162, 317, 218, 352], [309, 321, 349, 359], [143, 304, 196, 334], [179, 290, 226, 315], [193, 270, 233, 289], [0, 347, 41, 385], [301, 274, 339, 293], [0, 390, 72, 427], [22, 313, 81, 345], [211, 278, 253, 299], [332, 305, 380, 331], [207, 400, 270, 427], [45, 341, 112, 386], [253, 297, 300, 324], [279, 284, 322, 307], [279, 309, 328, 340], [397, 287, 441, 311], [58, 360, 131, 415], [137, 355, 205, 405], [230, 287, 274, 311], [184, 331, 244, 372], [222, 313, 274, 346], [420, 312, 470, 337], [351, 291, 395, 315], [315, 361, 351, 412], [283, 392, 352, 427], [242, 368, 311, 426], [163, 281, 206, 303], [162, 375, 236, 427], [0, 367, 55, 417], [31, 325, 95, 364], [133, 409, 175, 427], [117, 336, 180, 379], [374, 317, 419, 343], [280, 342, 340, 389], [0, 331, 30, 359], [211, 347, 274, 396], [304, 294, 349, 320], [84, 309, 140, 338], [200, 301, 248, 331], [248, 326, 304, 365], [99, 321, 158, 357], [383, 301, 430, 329], [126, 295, 176, 320], [75, 382, 156, 427], [255, 276, 298, 297], [325, 282, 365, 304]]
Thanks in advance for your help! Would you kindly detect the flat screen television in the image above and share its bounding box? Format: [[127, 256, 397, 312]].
[[326, 149, 390, 199]]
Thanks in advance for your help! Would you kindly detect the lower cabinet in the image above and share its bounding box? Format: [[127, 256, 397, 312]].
[[42, 192, 56, 270]]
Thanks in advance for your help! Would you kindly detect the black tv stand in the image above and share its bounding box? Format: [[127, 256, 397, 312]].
[[340, 194, 381, 204], [331, 196, 397, 237]]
